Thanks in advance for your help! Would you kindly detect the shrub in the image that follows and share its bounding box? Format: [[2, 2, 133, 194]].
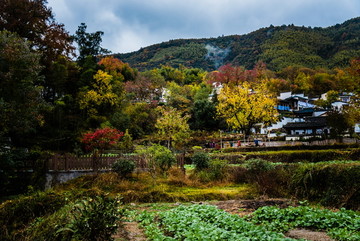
[[112, 158, 136, 178], [245, 158, 275, 173], [155, 150, 176, 174], [136, 144, 176, 175], [228, 166, 248, 183], [25, 195, 123, 241], [290, 162, 360, 209], [167, 167, 188, 186], [191, 151, 210, 170], [192, 159, 229, 183], [0, 191, 67, 240], [208, 159, 229, 181], [244, 159, 277, 195], [64, 195, 122, 241]]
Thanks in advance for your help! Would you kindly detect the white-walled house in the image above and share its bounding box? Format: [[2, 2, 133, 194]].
[[331, 101, 349, 112]]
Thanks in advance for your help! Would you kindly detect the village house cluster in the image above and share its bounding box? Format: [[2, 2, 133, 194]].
[[264, 91, 359, 141]]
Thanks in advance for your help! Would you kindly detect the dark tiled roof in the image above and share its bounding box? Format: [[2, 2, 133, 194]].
[[284, 117, 327, 129]]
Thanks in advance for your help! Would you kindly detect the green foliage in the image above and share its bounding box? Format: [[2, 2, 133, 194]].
[[137, 204, 295, 240], [155, 150, 176, 175], [0, 191, 67, 240], [261, 29, 331, 70], [116, 17, 360, 71], [241, 149, 357, 163], [73, 23, 110, 65], [112, 158, 136, 179], [249, 205, 360, 240], [0, 31, 46, 147], [155, 106, 191, 149], [290, 162, 360, 209], [137, 144, 176, 175], [191, 151, 210, 170], [118, 129, 135, 153], [0, 149, 49, 196], [111, 102, 157, 139], [25, 195, 122, 241], [244, 158, 275, 173]]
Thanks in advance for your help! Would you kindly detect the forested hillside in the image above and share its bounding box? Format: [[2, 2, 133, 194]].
[[115, 17, 360, 71]]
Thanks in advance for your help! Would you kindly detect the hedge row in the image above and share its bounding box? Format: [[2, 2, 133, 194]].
[[228, 160, 360, 210], [219, 143, 360, 153], [211, 148, 360, 163]]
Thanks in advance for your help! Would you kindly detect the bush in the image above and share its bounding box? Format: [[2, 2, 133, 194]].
[[244, 159, 280, 196], [112, 158, 136, 178], [290, 162, 360, 209], [191, 151, 210, 170], [25, 195, 123, 241], [155, 150, 176, 174], [136, 144, 176, 175], [0, 191, 67, 240], [192, 159, 229, 183], [244, 158, 275, 173]]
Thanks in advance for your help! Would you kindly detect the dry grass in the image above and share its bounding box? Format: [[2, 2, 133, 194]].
[[54, 169, 258, 203]]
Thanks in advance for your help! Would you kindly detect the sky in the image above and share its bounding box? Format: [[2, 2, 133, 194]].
[[47, 0, 360, 54]]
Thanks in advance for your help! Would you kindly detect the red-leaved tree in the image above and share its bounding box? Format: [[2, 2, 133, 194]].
[[81, 127, 124, 152], [81, 127, 123, 170]]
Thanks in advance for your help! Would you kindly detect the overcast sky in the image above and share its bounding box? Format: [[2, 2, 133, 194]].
[[47, 0, 360, 54]]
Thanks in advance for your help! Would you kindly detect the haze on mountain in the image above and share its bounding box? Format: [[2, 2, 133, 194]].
[[115, 17, 360, 71]]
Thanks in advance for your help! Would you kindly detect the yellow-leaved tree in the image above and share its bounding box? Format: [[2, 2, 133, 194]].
[[79, 70, 122, 119], [155, 106, 190, 149], [216, 82, 278, 137]]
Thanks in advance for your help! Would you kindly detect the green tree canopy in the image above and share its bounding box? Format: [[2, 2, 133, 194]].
[[0, 31, 45, 146]]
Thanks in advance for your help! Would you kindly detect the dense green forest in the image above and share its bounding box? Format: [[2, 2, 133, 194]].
[[115, 17, 360, 71]]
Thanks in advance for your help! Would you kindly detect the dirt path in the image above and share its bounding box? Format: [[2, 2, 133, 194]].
[[286, 229, 335, 241], [113, 221, 148, 241]]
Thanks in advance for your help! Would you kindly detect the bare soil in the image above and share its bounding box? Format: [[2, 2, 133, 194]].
[[286, 229, 335, 241], [113, 221, 147, 241], [114, 199, 335, 241]]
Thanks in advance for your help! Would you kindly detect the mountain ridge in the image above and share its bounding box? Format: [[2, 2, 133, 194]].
[[114, 17, 360, 71]]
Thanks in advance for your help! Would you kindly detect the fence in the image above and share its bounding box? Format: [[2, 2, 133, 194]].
[[48, 153, 185, 172]]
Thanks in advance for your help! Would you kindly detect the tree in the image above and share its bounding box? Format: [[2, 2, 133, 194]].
[[98, 56, 137, 82], [190, 99, 219, 130], [81, 127, 123, 170], [136, 144, 175, 177], [73, 23, 110, 65], [327, 111, 351, 142], [124, 70, 165, 102], [0, 0, 75, 104], [216, 82, 278, 137], [208, 62, 272, 87], [78, 70, 123, 125], [110, 102, 158, 139], [118, 129, 134, 153], [0, 0, 74, 60], [155, 107, 190, 149], [165, 82, 199, 113], [81, 127, 123, 153], [0, 31, 45, 147], [314, 90, 339, 109]]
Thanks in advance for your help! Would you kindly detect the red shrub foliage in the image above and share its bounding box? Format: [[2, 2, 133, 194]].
[[81, 127, 123, 152]]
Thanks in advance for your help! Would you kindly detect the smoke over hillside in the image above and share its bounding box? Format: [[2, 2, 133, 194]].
[[205, 44, 231, 69]]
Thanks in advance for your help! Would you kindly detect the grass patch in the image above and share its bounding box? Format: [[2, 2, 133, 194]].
[[53, 172, 258, 203]]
